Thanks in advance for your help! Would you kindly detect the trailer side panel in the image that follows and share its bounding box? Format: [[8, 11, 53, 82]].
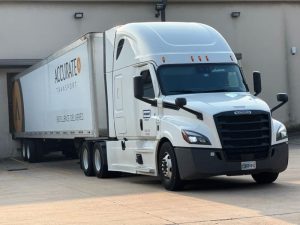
[[11, 35, 106, 139]]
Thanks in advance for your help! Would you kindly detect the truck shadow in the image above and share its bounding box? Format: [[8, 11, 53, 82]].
[[131, 175, 287, 192], [184, 176, 260, 191]]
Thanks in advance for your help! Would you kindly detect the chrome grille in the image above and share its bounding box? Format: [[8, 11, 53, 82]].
[[214, 111, 271, 161]]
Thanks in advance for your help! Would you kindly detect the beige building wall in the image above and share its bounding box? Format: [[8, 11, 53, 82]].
[[0, 0, 299, 157]]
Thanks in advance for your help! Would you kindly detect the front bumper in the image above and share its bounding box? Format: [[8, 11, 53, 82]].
[[174, 142, 288, 180]]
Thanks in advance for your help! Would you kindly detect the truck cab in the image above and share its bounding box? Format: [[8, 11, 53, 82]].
[[102, 22, 288, 190]]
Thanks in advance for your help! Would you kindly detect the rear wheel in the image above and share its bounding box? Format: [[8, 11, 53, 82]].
[[26, 140, 40, 163], [80, 142, 94, 176], [158, 142, 183, 191], [93, 143, 110, 178], [252, 172, 279, 184], [21, 141, 27, 161]]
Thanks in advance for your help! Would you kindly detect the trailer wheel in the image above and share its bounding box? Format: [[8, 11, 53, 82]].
[[26, 140, 39, 163], [158, 142, 183, 191], [80, 142, 94, 176], [22, 141, 27, 161], [93, 143, 110, 178], [252, 172, 279, 184]]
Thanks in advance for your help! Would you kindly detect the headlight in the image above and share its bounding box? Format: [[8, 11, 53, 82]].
[[276, 125, 288, 141], [181, 130, 211, 145]]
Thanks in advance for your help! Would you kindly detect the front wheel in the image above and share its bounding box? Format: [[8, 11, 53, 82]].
[[158, 142, 183, 191], [252, 172, 279, 184]]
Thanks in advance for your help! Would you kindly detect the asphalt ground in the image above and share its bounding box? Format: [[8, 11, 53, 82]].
[[1, 137, 300, 225]]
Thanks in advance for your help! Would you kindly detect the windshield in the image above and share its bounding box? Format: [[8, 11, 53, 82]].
[[157, 63, 248, 95]]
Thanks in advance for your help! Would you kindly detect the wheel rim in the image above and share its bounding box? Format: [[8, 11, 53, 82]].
[[26, 145, 30, 160], [82, 148, 89, 170], [94, 149, 101, 172], [161, 152, 172, 179], [22, 144, 26, 159]]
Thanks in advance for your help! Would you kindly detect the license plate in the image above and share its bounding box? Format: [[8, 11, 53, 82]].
[[241, 161, 256, 170]]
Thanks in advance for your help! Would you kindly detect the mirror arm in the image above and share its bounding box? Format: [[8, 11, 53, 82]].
[[271, 101, 288, 113], [162, 101, 203, 120], [137, 97, 157, 107], [181, 106, 203, 120]]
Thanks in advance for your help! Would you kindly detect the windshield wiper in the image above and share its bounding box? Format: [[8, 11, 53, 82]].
[[169, 90, 200, 94], [200, 89, 233, 93], [169, 89, 239, 94]]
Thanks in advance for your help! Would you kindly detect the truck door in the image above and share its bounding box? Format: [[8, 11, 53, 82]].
[[135, 65, 159, 139], [114, 74, 127, 136]]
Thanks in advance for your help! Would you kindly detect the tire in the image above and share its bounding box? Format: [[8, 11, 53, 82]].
[[252, 172, 279, 184], [21, 141, 27, 161], [26, 140, 39, 163], [158, 142, 183, 191], [93, 143, 110, 178], [80, 142, 94, 176]]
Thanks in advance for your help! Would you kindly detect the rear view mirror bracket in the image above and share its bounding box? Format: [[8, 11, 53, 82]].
[[271, 93, 288, 113]]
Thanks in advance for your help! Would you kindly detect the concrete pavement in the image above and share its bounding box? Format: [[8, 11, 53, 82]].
[[0, 139, 300, 224]]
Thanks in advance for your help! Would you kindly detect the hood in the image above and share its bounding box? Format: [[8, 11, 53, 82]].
[[163, 92, 270, 116]]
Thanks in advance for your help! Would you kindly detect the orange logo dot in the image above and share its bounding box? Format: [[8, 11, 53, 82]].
[[77, 57, 81, 74]]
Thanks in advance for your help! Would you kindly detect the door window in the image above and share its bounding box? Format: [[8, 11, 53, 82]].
[[140, 70, 155, 99]]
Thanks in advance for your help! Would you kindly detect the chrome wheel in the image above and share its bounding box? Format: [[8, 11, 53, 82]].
[[80, 142, 94, 177], [161, 152, 172, 179], [94, 149, 101, 172], [159, 142, 183, 191], [22, 144, 26, 159], [82, 148, 89, 170], [26, 145, 30, 160], [93, 143, 109, 178]]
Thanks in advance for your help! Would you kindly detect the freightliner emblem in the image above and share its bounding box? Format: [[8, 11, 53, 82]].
[[234, 110, 252, 115]]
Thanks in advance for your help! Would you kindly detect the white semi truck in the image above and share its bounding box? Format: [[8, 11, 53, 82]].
[[10, 22, 289, 190]]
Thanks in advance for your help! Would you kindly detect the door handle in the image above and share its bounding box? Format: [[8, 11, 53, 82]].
[[140, 119, 143, 131]]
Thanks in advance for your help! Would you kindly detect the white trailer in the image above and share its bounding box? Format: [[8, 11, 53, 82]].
[[10, 22, 289, 190]]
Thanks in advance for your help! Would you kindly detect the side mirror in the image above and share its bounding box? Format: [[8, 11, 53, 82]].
[[253, 71, 261, 96], [277, 93, 288, 102], [271, 93, 288, 113], [134, 76, 143, 99], [175, 98, 187, 108]]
